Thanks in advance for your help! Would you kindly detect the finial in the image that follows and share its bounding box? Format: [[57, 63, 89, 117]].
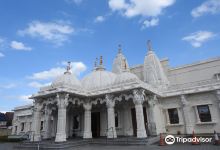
[[100, 56, 103, 66], [147, 40, 152, 51], [64, 61, 71, 74], [118, 44, 122, 54]]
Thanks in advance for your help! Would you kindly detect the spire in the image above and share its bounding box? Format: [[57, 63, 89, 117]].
[[118, 44, 122, 54], [64, 61, 71, 74], [100, 56, 103, 66], [147, 40, 153, 52]]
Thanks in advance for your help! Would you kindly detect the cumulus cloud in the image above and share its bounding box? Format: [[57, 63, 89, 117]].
[[142, 18, 159, 29], [0, 52, 4, 58], [191, 0, 220, 18], [28, 81, 51, 88], [18, 21, 74, 46], [94, 16, 105, 23], [109, 0, 175, 18], [10, 41, 32, 51], [182, 31, 216, 48], [29, 61, 87, 80], [18, 95, 32, 103]]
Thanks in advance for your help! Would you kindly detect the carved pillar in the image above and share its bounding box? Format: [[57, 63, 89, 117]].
[[148, 95, 157, 135], [106, 94, 117, 138], [180, 95, 193, 135], [31, 102, 42, 141], [216, 90, 220, 108], [133, 89, 147, 138], [83, 102, 92, 138], [55, 94, 69, 142], [44, 105, 52, 139]]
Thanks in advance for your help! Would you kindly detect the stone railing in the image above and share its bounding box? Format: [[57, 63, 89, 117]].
[[166, 79, 220, 91]]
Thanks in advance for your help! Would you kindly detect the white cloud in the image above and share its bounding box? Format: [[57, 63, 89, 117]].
[[94, 16, 105, 23], [10, 41, 32, 51], [0, 52, 4, 57], [142, 18, 159, 29], [182, 31, 216, 48], [18, 95, 32, 103], [18, 21, 74, 46], [65, 0, 83, 5], [191, 0, 220, 18], [28, 81, 51, 88], [29, 61, 87, 80], [0, 83, 16, 89], [109, 0, 175, 18]]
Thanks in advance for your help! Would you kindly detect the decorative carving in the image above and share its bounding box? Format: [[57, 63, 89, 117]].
[[216, 90, 220, 101], [180, 95, 189, 106], [105, 94, 115, 108], [148, 95, 158, 106], [133, 89, 145, 105], [83, 102, 92, 111], [56, 93, 69, 109]]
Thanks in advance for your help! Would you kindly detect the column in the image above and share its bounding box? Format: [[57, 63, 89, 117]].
[[133, 89, 147, 138], [83, 103, 92, 138], [216, 90, 220, 109], [44, 106, 52, 139], [106, 94, 117, 138], [148, 96, 157, 135], [31, 102, 42, 141], [180, 95, 193, 135], [55, 94, 69, 142]]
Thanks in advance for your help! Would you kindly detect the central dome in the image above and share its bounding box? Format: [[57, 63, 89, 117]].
[[114, 71, 139, 85], [82, 67, 116, 91], [52, 72, 82, 89]]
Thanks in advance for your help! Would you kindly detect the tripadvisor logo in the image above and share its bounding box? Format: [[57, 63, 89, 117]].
[[165, 135, 212, 145]]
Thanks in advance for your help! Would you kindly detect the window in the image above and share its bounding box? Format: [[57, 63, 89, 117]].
[[21, 123, 25, 131], [73, 115, 80, 129], [40, 121, 44, 130], [115, 111, 119, 128], [168, 108, 179, 124], [197, 105, 212, 122]]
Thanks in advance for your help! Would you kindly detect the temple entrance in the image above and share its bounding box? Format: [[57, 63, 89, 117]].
[[91, 112, 100, 138], [131, 107, 148, 137]]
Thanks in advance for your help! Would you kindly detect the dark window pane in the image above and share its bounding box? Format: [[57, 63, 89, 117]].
[[115, 112, 118, 127], [197, 105, 212, 122], [73, 115, 79, 129], [40, 121, 43, 130], [168, 108, 179, 124]]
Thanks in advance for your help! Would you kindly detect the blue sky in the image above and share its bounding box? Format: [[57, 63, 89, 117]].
[[0, 0, 220, 112]]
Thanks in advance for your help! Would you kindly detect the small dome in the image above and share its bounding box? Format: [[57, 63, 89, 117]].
[[52, 73, 82, 89], [114, 71, 139, 85], [82, 68, 116, 91]]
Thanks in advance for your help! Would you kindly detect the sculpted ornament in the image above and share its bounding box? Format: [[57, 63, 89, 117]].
[[83, 102, 92, 111], [33, 100, 43, 112], [56, 93, 69, 109], [180, 95, 189, 106], [216, 90, 220, 101], [148, 95, 158, 107], [105, 94, 115, 108], [133, 89, 145, 105]]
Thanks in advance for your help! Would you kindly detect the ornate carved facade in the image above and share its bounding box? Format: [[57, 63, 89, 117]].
[[12, 42, 220, 142]]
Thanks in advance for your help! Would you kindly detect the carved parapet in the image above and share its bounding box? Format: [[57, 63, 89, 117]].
[[133, 89, 145, 105]]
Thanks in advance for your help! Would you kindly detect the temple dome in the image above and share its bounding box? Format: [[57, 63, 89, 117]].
[[52, 73, 82, 89], [114, 71, 139, 85], [51, 63, 82, 89], [82, 67, 116, 91]]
